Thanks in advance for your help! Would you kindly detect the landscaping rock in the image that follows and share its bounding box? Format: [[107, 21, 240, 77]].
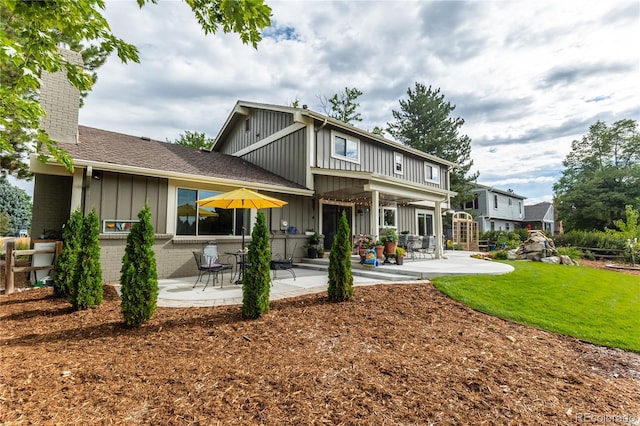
[[541, 256, 561, 264], [516, 230, 556, 261]]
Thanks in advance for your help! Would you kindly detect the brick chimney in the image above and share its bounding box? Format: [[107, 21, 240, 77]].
[[39, 46, 83, 144]]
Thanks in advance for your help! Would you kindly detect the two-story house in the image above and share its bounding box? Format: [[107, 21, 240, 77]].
[[29, 50, 457, 281], [466, 184, 526, 233]]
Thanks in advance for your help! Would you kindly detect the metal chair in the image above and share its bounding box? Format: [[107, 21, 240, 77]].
[[270, 243, 297, 281], [193, 244, 232, 290]]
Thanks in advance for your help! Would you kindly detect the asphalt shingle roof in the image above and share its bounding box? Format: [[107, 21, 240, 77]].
[[63, 126, 306, 190], [524, 202, 552, 221]]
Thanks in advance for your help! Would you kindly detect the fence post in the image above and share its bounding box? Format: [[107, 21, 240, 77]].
[[5, 241, 14, 295]]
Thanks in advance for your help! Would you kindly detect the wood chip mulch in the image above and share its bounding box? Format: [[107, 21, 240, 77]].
[[1, 277, 639, 425]]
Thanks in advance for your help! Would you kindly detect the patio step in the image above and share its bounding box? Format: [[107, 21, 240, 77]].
[[295, 258, 422, 281]]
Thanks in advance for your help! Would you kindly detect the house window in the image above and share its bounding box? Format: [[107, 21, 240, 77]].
[[508, 198, 512, 206], [244, 118, 250, 131], [331, 131, 360, 163], [474, 196, 479, 210], [424, 162, 440, 183], [519, 201, 522, 214], [176, 188, 247, 236], [493, 194, 498, 209], [506, 223, 510, 231], [394, 152, 403, 175], [490, 221, 495, 231], [380, 206, 397, 228]]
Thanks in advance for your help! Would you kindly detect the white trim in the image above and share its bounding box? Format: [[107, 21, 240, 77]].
[[330, 130, 360, 164], [234, 122, 306, 157]]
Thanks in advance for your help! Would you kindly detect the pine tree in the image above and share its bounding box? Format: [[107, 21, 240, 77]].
[[120, 204, 159, 327], [242, 211, 271, 319], [328, 211, 354, 302], [71, 209, 103, 310], [53, 208, 82, 298]]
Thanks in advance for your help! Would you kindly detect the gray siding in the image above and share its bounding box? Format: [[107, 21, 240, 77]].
[[241, 129, 308, 187], [262, 192, 315, 236], [31, 174, 73, 238], [315, 125, 446, 190], [219, 109, 294, 154], [86, 171, 168, 233]]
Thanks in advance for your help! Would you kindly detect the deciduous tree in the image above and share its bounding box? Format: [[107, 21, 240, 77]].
[[386, 83, 479, 205], [1, 0, 271, 175], [320, 87, 363, 124], [554, 119, 640, 231], [168, 131, 215, 150]]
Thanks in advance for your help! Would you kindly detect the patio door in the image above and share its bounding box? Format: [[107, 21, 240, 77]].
[[321, 204, 352, 251], [416, 210, 433, 237]]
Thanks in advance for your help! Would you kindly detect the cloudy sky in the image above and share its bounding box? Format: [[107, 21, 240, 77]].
[[16, 0, 640, 204]]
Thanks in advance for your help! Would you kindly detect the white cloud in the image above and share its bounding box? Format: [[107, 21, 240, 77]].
[[69, 0, 640, 205]]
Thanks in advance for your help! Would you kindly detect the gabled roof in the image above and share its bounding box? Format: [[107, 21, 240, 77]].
[[213, 100, 459, 169], [57, 126, 310, 194], [524, 202, 553, 221], [472, 183, 527, 200]]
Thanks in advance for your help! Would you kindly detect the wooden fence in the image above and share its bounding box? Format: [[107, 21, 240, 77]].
[[3, 240, 62, 295]]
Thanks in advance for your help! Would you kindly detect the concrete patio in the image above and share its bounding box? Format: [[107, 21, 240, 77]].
[[136, 251, 513, 308]]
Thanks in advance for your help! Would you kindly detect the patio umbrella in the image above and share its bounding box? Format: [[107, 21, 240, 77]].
[[196, 188, 287, 249]]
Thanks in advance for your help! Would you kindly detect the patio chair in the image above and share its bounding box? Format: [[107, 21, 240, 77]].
[[194, 244, 233, 290], [406, 236, 421, 260], [270, 243, 297, 281], [420, 236, 436, 259]]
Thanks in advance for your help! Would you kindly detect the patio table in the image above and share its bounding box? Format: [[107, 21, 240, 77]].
[[225, 251, 247, 284]]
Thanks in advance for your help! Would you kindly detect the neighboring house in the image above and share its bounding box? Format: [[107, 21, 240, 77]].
[[30, 49, 457, 281], [523, 202, 555, 235], [465, 184, 526, 232]]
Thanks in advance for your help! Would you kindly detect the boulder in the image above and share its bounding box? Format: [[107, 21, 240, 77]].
[[541, 256, 561, 264], [516, 230, 556, 260]]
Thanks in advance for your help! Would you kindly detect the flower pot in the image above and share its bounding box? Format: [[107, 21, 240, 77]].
[[396, 256, 404, 265], [375, 245, 385, 260], [384, 241, 398, 256], [307, 247, 318, 258]]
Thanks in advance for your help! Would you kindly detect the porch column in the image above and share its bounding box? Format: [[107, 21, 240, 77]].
[[434, 200, 445, 259], [370, 190, 379, 239]]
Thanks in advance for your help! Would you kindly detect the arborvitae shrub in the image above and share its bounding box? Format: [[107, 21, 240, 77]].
[[71, 209, 103, 310], [120, 204, 159, 327], [242, 211, 271, 319], [328, 210, 354, 302], [53, 208, 82, 298]]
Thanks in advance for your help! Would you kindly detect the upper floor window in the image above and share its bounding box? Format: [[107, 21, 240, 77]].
[[380, 206, 397, 228], [508, 198, 512, 206], [519, 201, 522, 214], [331, 131, 360, 163], [424, 162, 440, 183], [394, 152, 403, 175], [244, 118, 250, 131], [493, 194, 498, 209]]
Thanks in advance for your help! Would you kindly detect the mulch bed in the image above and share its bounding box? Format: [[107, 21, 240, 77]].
[[1, 270, 639, 425]]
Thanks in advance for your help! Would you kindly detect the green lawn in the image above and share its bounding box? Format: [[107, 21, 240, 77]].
[[432, 261, 640, 352]]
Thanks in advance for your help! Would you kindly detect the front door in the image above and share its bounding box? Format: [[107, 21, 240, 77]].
[[416, 210, 434, 237], [322, 204, 352, 250]]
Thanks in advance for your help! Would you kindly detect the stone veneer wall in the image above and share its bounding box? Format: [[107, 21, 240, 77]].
[[98, 234, 309, 283]]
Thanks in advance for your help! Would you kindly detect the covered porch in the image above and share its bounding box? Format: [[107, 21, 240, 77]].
[[311, 170, 456, 259]]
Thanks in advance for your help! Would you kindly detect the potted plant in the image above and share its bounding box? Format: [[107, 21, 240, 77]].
[[317, 246, 326, 258], [382, 228, 398, 256], [374, 240, 385, 260], [353, 235, 374, 257], [395, 246, 406, 265], [307, 232, 321, 258]]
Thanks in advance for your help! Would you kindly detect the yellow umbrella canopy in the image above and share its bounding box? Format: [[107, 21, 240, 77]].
[[196, 188, 287, 250], [196, 188, 288, 210]]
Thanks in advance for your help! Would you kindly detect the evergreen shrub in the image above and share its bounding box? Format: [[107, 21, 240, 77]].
[[71, 209, 103, 310], [53, 208, 82, 298], [328, 211, 354, 302], [242, 211, 271, 319], [120, 205, 159, 327]]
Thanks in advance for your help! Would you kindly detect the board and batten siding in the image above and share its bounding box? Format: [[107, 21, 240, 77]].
[[86, 171, 168, 233], [219, 109, 294, 155], [240, 129, 308, 187], [315, 126, 446, 190], [261, 192, 315, 237]]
